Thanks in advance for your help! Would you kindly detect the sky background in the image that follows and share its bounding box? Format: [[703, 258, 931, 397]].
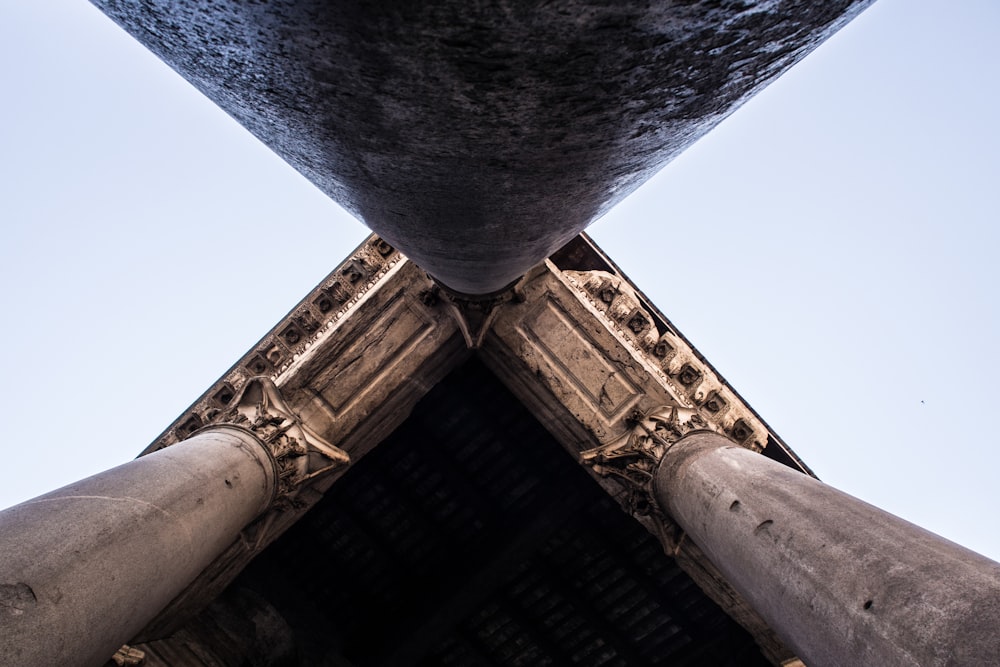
[[2, 1, 998, 562]]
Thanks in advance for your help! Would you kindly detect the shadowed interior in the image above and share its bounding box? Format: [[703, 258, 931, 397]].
[[138, 358, 771, 666]]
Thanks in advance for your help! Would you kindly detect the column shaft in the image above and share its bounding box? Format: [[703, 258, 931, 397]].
[[654, 432, 1000, 667], [0, 426, 275, 667]]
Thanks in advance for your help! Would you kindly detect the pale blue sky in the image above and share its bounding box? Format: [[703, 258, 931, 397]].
[[2, 0, 998, 562]]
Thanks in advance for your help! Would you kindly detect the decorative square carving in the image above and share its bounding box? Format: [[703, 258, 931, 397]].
[[677, 363, 702, 387], [731, 418, 753, 443], [246, 354, 272, 375], [701, 391, 727, 414], [281, 324, 305, 346], [176, 413, 203, 439], [212, 383, 236, 407], [627, 310, 651, 335], [652, 335, 674, 360]]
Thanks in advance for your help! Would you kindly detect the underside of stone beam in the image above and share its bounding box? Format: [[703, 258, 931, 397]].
[[90, 0, 874, 293]]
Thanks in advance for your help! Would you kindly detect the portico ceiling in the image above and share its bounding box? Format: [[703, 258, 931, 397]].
[[92, 0, 873, 293]]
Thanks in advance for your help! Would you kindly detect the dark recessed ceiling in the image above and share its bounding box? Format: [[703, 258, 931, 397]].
[[142, 358, 771, 666]]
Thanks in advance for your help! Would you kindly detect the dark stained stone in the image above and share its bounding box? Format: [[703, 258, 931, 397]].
[[91, 0, 873, 293]]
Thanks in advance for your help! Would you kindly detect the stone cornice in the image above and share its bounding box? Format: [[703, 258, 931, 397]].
[[144, 235, 405, 455], [550, 234, 811, 474], [560, 268, 765, 452]]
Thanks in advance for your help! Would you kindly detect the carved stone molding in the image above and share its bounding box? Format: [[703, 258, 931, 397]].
[[147, 235, 403, 455], [109, 644, 146, 666], [563, 270, 660, 348], [217, 377, 350, 510], [580, 405, 711, 546], [562, 268, 766, 453], [426, 273, 532, 349]]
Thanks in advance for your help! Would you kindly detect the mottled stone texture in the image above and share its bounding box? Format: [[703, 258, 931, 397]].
[[655, 432, 1000, 667], [91, 1, 871, 292], [0, 427, 274, 667]]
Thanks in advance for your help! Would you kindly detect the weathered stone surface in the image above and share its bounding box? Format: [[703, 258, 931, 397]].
[[91, 0, 873, 293], [655, 432, 1000, 667], [480, 237, 804, 658], [145, 237, 467, 462], [0, 428, 274, 667]]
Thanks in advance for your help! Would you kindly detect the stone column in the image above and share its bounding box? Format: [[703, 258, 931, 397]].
[[653, 430, 1000, 667], [0, 378, 348, 667], [0, 426, 271, 667]]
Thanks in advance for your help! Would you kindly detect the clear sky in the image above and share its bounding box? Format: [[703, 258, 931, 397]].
[[2, 1, 998, 563]]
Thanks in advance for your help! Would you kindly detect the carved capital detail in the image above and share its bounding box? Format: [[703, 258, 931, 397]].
[[221, 377, 350, 508], [580, 406, 710, 543], [110, 645, 146, 666]]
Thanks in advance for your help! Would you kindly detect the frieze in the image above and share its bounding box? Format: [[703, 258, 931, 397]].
[[519, 297, 643, 424], [292, 293, 437, 422]]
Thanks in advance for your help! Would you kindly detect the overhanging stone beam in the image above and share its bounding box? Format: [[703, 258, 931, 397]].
[[480, 237, 808, 662], [134, 237, 469, 637], [91, 0, 873, 293]]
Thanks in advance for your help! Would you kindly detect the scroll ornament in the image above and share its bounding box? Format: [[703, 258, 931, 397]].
[[581, 405, 710, 520], [223, 377, 350, 509]]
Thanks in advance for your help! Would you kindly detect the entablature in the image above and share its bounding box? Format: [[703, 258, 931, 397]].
[[145, 236, 468, 461], [141, 233, 806, 663], [481, 235, 809, 475]]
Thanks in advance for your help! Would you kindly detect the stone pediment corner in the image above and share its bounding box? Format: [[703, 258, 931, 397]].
[[146, 233, 807, 488]]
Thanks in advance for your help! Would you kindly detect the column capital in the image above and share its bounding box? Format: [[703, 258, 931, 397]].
[[210, 376, 350, 510], [580, 405, 712, 542]]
